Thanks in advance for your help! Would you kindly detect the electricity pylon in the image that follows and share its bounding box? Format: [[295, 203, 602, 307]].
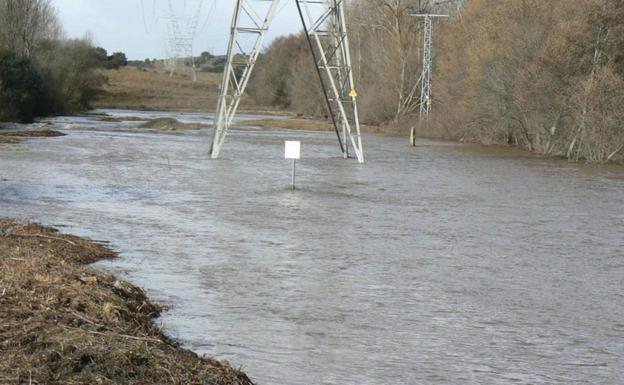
[[164, 0, 203, 81], [209, 0, 364, 163], [410, 13, 447, 146]]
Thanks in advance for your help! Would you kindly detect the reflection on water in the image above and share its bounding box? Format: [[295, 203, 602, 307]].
[[1, 110, 623, 385]]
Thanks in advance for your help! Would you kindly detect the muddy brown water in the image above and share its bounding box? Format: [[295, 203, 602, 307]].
[[1, 110, 623, 385]]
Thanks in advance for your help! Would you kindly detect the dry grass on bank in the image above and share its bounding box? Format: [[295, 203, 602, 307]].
[[93, 67, 257, 113], [234, 118, 334, 131], [234, 118, 386, 134], [93, 66, 298, 116], [0, 218, 254, 385]]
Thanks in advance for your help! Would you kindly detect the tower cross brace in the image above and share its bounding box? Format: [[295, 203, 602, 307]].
[[208, 0, 364, 163]]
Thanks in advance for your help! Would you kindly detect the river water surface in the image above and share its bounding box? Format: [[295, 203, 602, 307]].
[[1, 110, 623, 385]]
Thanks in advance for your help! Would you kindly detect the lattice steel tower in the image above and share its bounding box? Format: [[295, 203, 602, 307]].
[[411, 14, 447, 146], [164, 0, 203, 81], [209, 0, 364, 163]]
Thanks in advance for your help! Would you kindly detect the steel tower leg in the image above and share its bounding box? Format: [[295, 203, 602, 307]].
[[209, 0, 281, 159], [210, 0, 364, 163], [295, 0, 364, 163]]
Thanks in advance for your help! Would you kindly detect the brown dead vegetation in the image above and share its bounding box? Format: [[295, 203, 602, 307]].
[[0, 129, 64, 138], [0, 145, 27, 151], [0, 218, 254, 385], [0, 130, 64, 149], [0, 136, 20, 144]]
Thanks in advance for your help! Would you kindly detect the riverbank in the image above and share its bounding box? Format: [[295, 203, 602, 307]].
[[0, 218, 254, 385]]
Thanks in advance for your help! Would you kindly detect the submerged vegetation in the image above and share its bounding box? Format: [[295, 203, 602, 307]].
[[249, 0, 624, 163], [139, 117, 206, 130], [0, 218, 254, 385]]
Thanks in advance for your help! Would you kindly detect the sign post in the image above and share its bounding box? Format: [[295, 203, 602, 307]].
[[285, 141, 301, 190]]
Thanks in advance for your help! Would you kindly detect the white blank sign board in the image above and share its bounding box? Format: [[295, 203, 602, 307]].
[[285, 141, 301, 159]]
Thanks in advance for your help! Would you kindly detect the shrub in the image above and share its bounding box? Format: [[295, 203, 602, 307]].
[[33, 39, 106, 115], [107, 52, 127, 69], [0, 51, 42, 122]]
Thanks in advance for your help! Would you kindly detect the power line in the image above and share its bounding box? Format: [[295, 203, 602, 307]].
[[198, 0, 217, 36], [164, 0, 204, 80], [140, 0, 149, 33]]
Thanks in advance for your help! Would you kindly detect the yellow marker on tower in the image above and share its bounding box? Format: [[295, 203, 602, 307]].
[[349, 89, 358, 98]]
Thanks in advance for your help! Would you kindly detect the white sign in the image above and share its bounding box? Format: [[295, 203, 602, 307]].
[[285, 141, 301, 160]]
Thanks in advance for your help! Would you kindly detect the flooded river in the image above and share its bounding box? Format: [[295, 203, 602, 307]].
[[1, 110, 623, 384]]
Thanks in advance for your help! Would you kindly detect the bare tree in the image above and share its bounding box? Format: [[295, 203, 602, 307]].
[[431, 0, 624, 163], [1, 0, 105, 122], [347, 0, 427, 123], [0, 0, 61, 58]]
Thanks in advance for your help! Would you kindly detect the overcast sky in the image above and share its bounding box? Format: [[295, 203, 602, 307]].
[[52, 0, 304, 60]]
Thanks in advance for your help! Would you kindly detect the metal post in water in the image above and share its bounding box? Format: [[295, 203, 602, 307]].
[[285, 141, 301, 190], [292, 159, 296, 190]]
